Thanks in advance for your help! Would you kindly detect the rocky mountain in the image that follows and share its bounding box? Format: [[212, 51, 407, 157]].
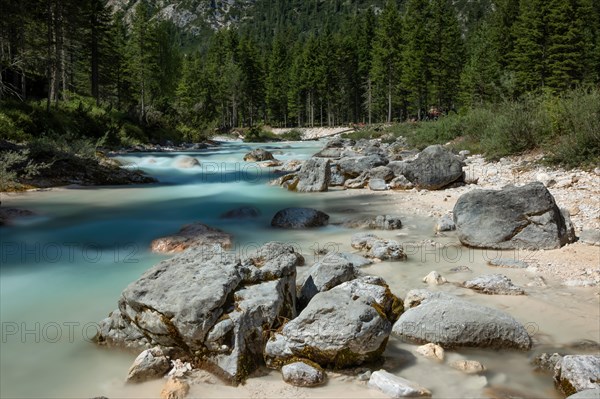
[[107, 0, 256, 32]]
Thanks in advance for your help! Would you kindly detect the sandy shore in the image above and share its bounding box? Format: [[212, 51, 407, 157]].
[[329, 152, 600, 286]]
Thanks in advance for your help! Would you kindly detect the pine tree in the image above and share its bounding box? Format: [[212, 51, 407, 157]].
[[401, 0, 431, 119], [126, 0, 159, 121], [266, 34, 290, 126], [356, 8, 376, 124], [428, 0, 464, 113], [370, 0, 402, 123], [460, 21, 502, 106], [510, 0, 549, 93], [546, 0, 587, 90]]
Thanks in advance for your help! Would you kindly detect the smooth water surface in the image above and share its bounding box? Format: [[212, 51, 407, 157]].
[[1, 141, 598, 398]]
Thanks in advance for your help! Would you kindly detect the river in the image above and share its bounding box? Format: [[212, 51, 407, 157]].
[[1, 141, 598, 398]]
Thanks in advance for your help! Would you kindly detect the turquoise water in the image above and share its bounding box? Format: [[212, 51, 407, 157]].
[[1, 141, 598, 398], [0, 141, 329, 398]]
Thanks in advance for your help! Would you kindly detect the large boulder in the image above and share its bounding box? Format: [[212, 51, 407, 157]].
[[338, 155, 388, 178], [294, 158, 331, 192], [243, 148, 275, 162], [150, 222, 233, 254], [298, 254, 359, 308], [95, 242, 303, 383], [264, 276, 402, 369], [271, 207, 329, 229], [453, 182, 576, 249], [554, 355, 600, 396], [391, 145, 464, 190], [392, 292, 532, 350]]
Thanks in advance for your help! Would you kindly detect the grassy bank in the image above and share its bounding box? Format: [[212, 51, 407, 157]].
[[344, 88, 600, 169]]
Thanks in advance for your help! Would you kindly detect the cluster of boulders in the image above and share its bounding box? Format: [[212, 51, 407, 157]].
[[95, 228, 553, 398], [275, 138, 466, 192]]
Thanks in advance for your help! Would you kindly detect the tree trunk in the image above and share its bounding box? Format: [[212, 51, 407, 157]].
[[91, 1, 99, 104]]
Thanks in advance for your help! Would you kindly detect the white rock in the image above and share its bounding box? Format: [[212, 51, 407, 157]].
[[167, 359, 192, 379], [281, 361, 325, 387], [368, 370, 431, 398], [415, 343, 445, 361], [422, 271, 447, 285]]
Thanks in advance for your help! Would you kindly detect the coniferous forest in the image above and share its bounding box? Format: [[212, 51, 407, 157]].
[[0, 0, 599, 165]]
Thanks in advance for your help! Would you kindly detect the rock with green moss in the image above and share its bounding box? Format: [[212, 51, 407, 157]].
[[554, 355, 600, 396], [265, 276, 401, 370]]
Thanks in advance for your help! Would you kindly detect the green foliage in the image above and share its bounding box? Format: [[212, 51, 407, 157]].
[[0, 149, 47, 191], [278, 129, 303, 141], [542, 87, 600, 167], [243, 126, 280, 142]]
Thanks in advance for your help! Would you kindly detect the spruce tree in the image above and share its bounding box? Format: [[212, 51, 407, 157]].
[[546, 0, 587, 90], [401, 0, 431, 120], [370, 0, 402, 123], [428, 0, 464, 113], [460, 21, 502, 106]]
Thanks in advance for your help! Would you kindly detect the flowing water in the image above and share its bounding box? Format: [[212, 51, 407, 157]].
[[1, 141, 598, 398]]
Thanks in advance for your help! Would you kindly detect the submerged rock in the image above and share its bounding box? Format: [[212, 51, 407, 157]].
[[173, 155, 200, 168], [243, 148, 275, 162], [435, 214, 456, 232], [150, 222, 233, 254], [0, 207, 36, 226], [392, 293, 532, 350], [351, 233, 407, 261], [96, 242, 303, 383], [453, 182, 576, 250], [371, 215, 402, 230], [487, 258, 529, 269], [368, 370, 431, 398], [554, 355, 600, 396], [422, 271, 447, 285], [463, 274, 525, 295], [220, 206, 261, 219], [281, 361, 325, 387], [271, 207, 330, 229], [450, 360, 486, 375], [265, 276, 401, 370]]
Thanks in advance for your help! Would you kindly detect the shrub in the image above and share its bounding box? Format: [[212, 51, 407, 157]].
[[0, 149, 47, 191]]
